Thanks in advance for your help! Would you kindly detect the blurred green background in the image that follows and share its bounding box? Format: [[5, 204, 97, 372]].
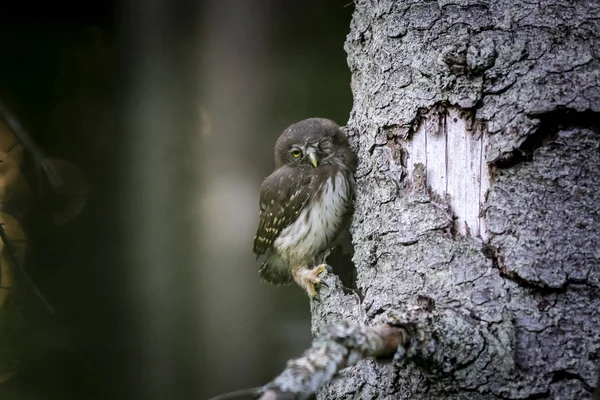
[[0, 1, 353, 399]]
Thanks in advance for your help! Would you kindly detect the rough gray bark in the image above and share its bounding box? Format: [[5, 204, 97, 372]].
[[310, 1, 600, 399]]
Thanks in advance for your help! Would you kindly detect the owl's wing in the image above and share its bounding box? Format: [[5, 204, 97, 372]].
[[253, 167, 312, 256]]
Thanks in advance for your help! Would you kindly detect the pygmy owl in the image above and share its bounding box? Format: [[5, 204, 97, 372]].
[[253, 118, 357, 298]]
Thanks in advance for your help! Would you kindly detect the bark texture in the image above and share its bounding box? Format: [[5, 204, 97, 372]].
[[311, 1, 600, 399]]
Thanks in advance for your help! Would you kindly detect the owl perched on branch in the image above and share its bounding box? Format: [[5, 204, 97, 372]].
[[253, 118, 357, 298]]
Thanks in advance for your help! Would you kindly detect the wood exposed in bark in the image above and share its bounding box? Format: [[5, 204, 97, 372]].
[[405, 107, 490, 239]]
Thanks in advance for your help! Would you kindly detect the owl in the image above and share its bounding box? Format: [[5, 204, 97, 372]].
[[253, 118, 357, 298]]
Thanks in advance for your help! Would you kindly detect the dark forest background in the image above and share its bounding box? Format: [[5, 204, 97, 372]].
[[0, 1, 353, 399]]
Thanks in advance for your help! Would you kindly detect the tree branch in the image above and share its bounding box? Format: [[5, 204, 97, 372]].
[[256, 303, 440, 400], [259, 322, 408, 400], [0, 222, 55, 314], [209, 300, 515, 400], [0, 101, 62, 190]]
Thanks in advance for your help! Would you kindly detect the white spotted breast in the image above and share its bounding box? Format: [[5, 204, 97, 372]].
[[274, 170, 352, 264]]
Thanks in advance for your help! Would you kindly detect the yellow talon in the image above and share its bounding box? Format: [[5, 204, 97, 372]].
[[314, 264, 329, 276], [293, 264, 331, 299]]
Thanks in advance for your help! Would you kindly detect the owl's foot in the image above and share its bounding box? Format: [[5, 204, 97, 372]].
[[294, 264, 331, 299]]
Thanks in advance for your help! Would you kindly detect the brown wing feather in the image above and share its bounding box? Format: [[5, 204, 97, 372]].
[[253, 166, 313, 256]]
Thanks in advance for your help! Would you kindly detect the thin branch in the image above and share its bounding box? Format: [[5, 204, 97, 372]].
[[206, 321, 414, 400], [208, 287, 515, 400], [0, 222, 55, 314], [258, 322, 411, 400], [208, 303, 439, 400], [0, 100, 62, 190], [208, 302, 494, 400]]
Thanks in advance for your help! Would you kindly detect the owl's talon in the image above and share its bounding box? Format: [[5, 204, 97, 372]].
[[306, 282, 319, 299], [294, 264, 331, 299], [318, 278, 329, 288], [314, 263, 331, 276]]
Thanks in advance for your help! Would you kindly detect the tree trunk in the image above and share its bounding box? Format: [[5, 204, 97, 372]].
[[311, 1, 600, 399]]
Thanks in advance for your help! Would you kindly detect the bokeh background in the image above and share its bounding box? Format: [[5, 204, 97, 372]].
[[0, 1, 353, 399]]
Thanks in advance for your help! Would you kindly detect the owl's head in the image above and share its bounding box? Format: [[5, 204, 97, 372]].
[[274, 118, 356, 171]]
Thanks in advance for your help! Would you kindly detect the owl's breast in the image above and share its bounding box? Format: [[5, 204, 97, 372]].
[[274, 170, 352, 264]]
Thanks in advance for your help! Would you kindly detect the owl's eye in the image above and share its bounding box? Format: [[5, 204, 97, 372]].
[[291, 149, 303, 158]]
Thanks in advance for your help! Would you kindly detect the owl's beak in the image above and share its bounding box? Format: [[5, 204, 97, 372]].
[[306, 148, 318, 167]]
